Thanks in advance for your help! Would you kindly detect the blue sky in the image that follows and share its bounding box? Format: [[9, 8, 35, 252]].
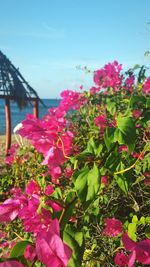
[[0, 0, 150, 98]]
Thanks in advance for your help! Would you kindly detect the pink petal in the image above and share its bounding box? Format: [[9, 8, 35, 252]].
[[50, 218, 60, 236], [0, 261, 25, 267], [136, 239, 150, 264], [128, 250, 136, 267], [122, 233, 136, 250]]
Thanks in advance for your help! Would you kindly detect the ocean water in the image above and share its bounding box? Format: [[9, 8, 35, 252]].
[[0, 99, 60, 134]]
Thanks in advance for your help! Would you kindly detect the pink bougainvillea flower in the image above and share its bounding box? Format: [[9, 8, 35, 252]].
[[101, 176, 108, 186], [36, 219, 72, 267], [94, 115, 107, 133], [119, 145, 128, 152], [50, 166, 62, 179], [89, 86, 100, 94], [18, 196, 52, 234], [5, 144, 19, 165], [132, 109, 142, 118], [24, 245, 36, 261], [131, 152, 144, 160], [42, 146, 64, 167], [0, 231, 6, 239], [103, 218, 123, 237], [0, 261, 25, 267], [114, 251, 129, 266], [45, 185, 54, 196], [94, 61, 122, 91], [124, 76, 135, 92], [143, 77, 150, 94], [122, 233, 150, 266], [64, 167, 73, 179], [94, 115, 106, 126], [144, 171, 150, 185], [46, 200, 62, 213], [25, 180, 41, 196], [0, 199, 21, 223]]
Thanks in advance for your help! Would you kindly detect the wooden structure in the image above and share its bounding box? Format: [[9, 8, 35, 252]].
[[0, 51, 42, 155]]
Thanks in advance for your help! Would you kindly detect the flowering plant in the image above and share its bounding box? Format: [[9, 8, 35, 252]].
[[0, 61, 150, 267]]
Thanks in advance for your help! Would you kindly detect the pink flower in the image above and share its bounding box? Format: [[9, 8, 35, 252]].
[[0, 199, 21, 223], [101, 176, 108, 186], [46, 200, 62, 213], [5, 144, 19, 165], [132, 110, 142, 118], [64, 167, 73, 179], [144, 172, 150, 185], [135, 123, 141, 128], [119, 145, 128, 152], [0, 231, 6, 239], [103, 218, 123, 237], [94, 115, 107, 135], [143, 77, 150, 94], [42, 146, 64, 168], [122, 233, 150, 266], [114, 251, 129, 266], [94, 61, 122, 91], [25, 180, 41, 196], [131, 152, 144, 160], [18, 196, 52, 234], [124, 76, 135, 92], [0, 261, 25, 267], [24, 245, 36, 261], [50, 166, 62, 179], [45, 185, 54, 196], [89, 86, 100, 94], [36, 219, 72, 267]]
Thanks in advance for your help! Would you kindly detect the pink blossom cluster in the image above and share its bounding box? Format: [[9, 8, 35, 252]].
[[0, 180, 62, 233], [103, 217, 123, 237], [143, 77, 150, 94], [17, 90, 87, 182], [124, 75, 135, 92], [102, 218, 150, 266], [0, 181, 72, 267], [115, 233, 150, 266], [5, 144, 19, 165], [93, 61, 122, 91]]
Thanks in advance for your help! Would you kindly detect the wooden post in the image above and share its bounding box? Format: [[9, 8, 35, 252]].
[[33, 99, 39, 118], [5, 98, 11, 155]]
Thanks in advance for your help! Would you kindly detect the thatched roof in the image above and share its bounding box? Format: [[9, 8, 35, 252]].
[[0, 50, 41, 109]]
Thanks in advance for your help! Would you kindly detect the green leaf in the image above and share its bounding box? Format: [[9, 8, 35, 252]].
[[128, 222, 137, 241], [10, 240, 32, 258], [115, 174, 129, 194], [86, 137, 97, 154], [86, 163, 100, 202], [139, 216, 145, 225], [132, 215, 138, 223], [115, 116, 136, 152], [63, 225, 84, 267], [73, 167, 89, 203], [60, 192, 77, 231], [146, 98, 150, 108], [106, 99, 116, 115], [74, 164, 100, 207], [105, 151, 120, 172], [145, 226, 150, 238], [104, 128, 115, 150], [129, 95, 145, 108]]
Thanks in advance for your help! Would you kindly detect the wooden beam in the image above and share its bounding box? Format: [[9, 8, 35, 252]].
[[5, 98, 11, 155], [33, 99, 39, 118]]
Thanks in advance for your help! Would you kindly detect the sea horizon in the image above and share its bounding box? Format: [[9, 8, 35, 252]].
[[0, 98, 60, 134]]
